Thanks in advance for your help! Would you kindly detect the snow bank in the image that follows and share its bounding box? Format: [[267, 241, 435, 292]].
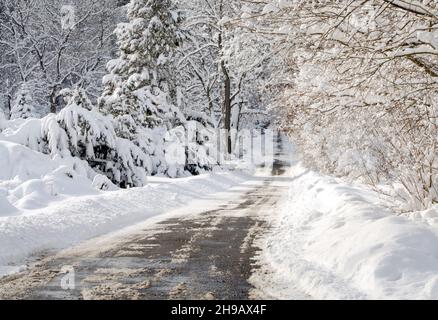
[[0, 140, 98, 213], [0, 169, 249, 275], [407, 206, 438, 229], [254, 163, 438, 300]]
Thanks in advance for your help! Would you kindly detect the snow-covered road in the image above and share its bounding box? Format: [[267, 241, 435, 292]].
[[3, 134, 438, 300], [0, 135, 305, 300]]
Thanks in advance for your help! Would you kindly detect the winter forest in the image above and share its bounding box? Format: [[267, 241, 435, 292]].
[[2, 0, 438, 301], [2, 0, 438, 210]]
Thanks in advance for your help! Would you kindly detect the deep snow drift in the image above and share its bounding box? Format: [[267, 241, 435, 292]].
[[0, 140, 102, 214], [252, 159, 438, 300]]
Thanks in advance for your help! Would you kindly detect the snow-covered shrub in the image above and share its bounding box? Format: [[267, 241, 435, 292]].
[[184, 118, 218, 175], [56, 88, 150, 187], [10, 84, 36, 120], [1, 88, 151, 188], [378, 107, 438, 211], [164, 125, 188, 178], [111, 137, 151, 187], [56, 89, 117, 161], [92, 174, 118, 191]]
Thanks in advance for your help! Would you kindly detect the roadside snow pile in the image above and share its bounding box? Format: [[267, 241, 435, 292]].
[[0, 140, 100, 213], [0, 170, 249, 275], [254, 163, 438, 300], [407, 206, 438, 229]]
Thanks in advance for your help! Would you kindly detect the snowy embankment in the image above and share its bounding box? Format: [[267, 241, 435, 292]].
[[0, 140, 250, 276], [253, 162, 438, 300]]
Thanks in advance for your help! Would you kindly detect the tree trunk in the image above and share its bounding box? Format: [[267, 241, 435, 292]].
[[207, 89, 214, 118], [222, 62, 232, 154], [218, 30, 232, 154], [6, 94, 11, 117], [50, 87, 58, 114]]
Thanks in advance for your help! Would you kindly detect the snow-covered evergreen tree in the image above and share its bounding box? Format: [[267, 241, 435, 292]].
[[184, 115, 218, 175], [10, 84, 36, 120], [178, 88, 218, 173], [98, 0, 191, 177], [99, 0, 185, 136]]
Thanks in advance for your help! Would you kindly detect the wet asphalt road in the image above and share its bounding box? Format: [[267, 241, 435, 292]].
[[0, 136, 292, 300]]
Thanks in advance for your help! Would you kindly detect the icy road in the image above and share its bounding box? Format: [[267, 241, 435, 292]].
[[0, 136, 304, 300]]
